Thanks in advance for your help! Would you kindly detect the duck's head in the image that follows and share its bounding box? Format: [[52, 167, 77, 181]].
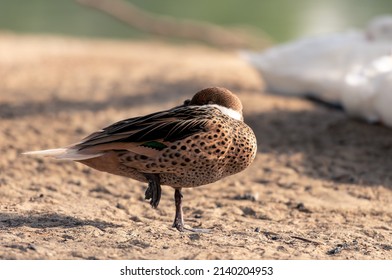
[[189, 87, 243, 121]]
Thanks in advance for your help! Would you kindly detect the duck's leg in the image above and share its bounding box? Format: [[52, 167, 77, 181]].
[[172, 188, 210, 233], [173, 188, 185, 231], [144, 173, 161, 208]]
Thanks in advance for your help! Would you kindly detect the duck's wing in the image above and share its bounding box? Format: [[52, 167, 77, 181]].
[[73, 106, 219, 154]]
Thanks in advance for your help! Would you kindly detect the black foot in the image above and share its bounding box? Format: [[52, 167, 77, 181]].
[[173, 224, 211, 233], [144, 173, 161, 208]]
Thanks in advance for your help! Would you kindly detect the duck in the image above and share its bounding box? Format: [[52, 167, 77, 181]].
[[342, 55, 392, 125], [242, 15, 392, 123], [24, 87, 258, 232]]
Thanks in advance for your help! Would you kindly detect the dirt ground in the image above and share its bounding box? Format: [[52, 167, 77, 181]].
[[1, 33, 392, 260]]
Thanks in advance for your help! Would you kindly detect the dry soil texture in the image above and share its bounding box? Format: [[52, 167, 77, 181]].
[[1, 34, 392, 259]]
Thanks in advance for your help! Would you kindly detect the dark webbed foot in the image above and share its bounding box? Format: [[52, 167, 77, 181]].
[[172, 188, 211, 233], [144, 173, 161, 208]]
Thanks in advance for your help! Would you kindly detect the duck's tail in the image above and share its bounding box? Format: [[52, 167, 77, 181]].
[[22, 148, 102, 160]]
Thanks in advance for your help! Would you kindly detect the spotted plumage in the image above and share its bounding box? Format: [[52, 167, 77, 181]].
[[24, 87, 257, 232]]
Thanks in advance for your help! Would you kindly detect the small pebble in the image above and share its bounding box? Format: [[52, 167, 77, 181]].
[[241, 207, 256, 217], [189, 234, 200, 241]]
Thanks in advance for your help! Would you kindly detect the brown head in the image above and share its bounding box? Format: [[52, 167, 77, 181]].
[[189, 87, 243, 120]]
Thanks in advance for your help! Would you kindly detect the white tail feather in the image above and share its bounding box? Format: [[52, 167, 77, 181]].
[[22, 148, 102, 160]]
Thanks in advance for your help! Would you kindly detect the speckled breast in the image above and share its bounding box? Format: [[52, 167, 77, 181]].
[[159, 117, 257, 188]]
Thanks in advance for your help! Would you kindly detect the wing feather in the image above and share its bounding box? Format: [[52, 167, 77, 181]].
[[74, 106, 219, 151]]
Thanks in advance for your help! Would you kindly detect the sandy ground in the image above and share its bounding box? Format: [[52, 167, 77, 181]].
[[1, 33, 392, 260]]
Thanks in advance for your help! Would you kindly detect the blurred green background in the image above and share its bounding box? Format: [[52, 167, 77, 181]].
[[0, 0, 391, 43]]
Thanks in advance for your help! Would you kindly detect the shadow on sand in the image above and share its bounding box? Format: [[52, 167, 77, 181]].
[[246, 107, 392, 188], [0, 212, 121, 230]]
